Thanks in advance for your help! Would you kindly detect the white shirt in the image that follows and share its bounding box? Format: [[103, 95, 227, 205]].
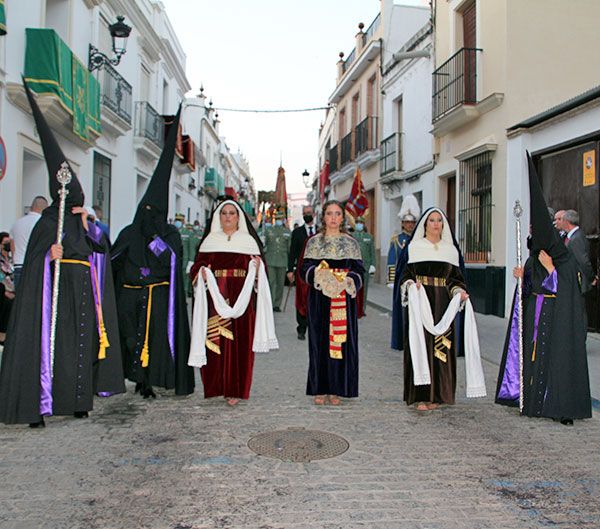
[[10, 212, 41, 265], [566, 226, 579, 240], [305, 224, 315, 237]]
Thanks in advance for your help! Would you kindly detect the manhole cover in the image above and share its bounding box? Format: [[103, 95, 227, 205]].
[[247, 427, 349, 462]]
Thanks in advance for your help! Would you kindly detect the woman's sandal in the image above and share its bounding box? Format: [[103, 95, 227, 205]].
[[313, 396, 327, 405], [328, 395, 341, 406], [426, 403, 439, 410], [226, 398, 240, 407], [415, 402, 430, 411]]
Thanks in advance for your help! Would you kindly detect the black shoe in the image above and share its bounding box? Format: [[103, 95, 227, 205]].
[[29, 418, 45, 428], [560, 418, 574, 426], [297, 332, 306, 340], [74, 411, 89, 419], [142, 387, 156, 399], [273, 307, 281, 312]]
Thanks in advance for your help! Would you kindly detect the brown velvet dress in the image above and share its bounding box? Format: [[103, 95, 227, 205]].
[[400, 261, 466, 405]]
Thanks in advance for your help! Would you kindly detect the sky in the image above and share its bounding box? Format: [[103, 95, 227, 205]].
[[160, 0, 428, 195]]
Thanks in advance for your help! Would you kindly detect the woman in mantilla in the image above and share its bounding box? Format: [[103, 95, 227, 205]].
[[397, 208, 486, 411], [301, 200, 364, 406]]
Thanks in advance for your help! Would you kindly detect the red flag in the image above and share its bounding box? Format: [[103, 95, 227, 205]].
[[345, 166, 369, 218], [319, 161, 330, 204]]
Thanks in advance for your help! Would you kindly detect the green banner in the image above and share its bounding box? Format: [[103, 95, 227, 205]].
[[24, 28, 102, 142], [0, 0, 7, 36], [72, 57, 88, 140]]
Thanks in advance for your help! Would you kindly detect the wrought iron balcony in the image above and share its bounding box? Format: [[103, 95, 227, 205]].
[[340, 131, 354, 167], [355, 116, 378, 156], [432, 47, 481, 122], [134, 101, 164, 149], [101, 63, 132, 124], [380, 133, 403, 176]]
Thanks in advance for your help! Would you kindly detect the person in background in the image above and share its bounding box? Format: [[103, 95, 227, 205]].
[[0, 232, 15, 344], [10, 195, 48, 289], [288, 205, 316, 340], [387, 195, 420, 288], [175, 213, 195, 297], [265, 209, 291, 312], [92, 205, 110, 241], [351, 217, 375, 312]]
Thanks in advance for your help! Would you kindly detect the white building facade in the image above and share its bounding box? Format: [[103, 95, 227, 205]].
[[0, 0, 255, 237], [378, 20, 434, 281]]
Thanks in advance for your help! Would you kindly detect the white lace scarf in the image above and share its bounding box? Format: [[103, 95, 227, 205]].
[[188, 260, 279, 368], [404, 282, 486, 398]]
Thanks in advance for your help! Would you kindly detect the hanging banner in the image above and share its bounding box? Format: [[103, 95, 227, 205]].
[[72, 56, 88, 141], [0, 136, 6, 181], [583, 150, 596, 187]]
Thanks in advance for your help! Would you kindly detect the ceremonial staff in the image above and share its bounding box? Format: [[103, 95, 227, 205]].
[[513, 200, 524, 412], [49, 162, 72, 372]]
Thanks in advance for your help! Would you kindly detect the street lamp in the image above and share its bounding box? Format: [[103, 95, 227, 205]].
[[88, 16, 132, 72], [302, 169, 310, 188]]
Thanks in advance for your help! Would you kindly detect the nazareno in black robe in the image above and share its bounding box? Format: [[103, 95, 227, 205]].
[[301, 233, 364, 398], [110, 105, 194, 397], [0, 209, 125, 424], [111, 224, 193, 395], [495, 152, 591, 420]]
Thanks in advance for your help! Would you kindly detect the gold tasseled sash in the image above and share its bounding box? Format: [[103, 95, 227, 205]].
[[60, 259, 109, 360], [123, 281, 169, 367]]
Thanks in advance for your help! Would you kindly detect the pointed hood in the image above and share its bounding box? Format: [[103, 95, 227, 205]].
[[136, 104, 182, 220], [22, 77, 84, 207], [527, 151, 568, 261]]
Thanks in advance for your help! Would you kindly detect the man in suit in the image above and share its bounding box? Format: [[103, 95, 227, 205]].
[[287, 205, 316, 340], [563, 210, 595, 294]]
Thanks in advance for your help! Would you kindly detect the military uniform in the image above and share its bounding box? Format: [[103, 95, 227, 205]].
[[387, 232, 411, 286], [352, 230, 375, 303], [179, 223, 195, 296], [265, 224, 291, 310]]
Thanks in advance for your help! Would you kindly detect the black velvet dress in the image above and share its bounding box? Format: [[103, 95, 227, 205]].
[[301, 234, 364, 398], [400, 261, 466, 405]]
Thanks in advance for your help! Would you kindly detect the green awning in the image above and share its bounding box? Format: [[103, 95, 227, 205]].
[[24, 28, 101, 141], [0, 0, 6, 36]]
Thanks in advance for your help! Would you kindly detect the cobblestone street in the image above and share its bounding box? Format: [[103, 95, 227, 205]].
[[0, 296, 599, 529]]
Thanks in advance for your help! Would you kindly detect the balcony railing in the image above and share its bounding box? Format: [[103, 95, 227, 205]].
[[365, 13, 381, 41], [355, 116, 378, 156], [101, 63, 132, 124], [135, 101, 164, 149], [340, 131, 353, 167], [380, 133, 403, 176], [343, 48, 356, 73], [432, 47, 481, 122], [329, 144, 338, 173]]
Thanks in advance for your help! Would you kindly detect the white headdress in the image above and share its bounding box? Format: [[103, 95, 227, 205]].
[[198, 199, 260, 255], [407, 208, 459, 267], [397, 194, 421, 222]]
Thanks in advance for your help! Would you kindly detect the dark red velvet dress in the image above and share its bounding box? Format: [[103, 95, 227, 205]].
[[190, 252, 256, 399]]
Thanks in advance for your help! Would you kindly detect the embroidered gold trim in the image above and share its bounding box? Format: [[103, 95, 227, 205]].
[[213, 269, 247, 278], [434, 332, 452, 363], [417, 275, 446, 287]]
